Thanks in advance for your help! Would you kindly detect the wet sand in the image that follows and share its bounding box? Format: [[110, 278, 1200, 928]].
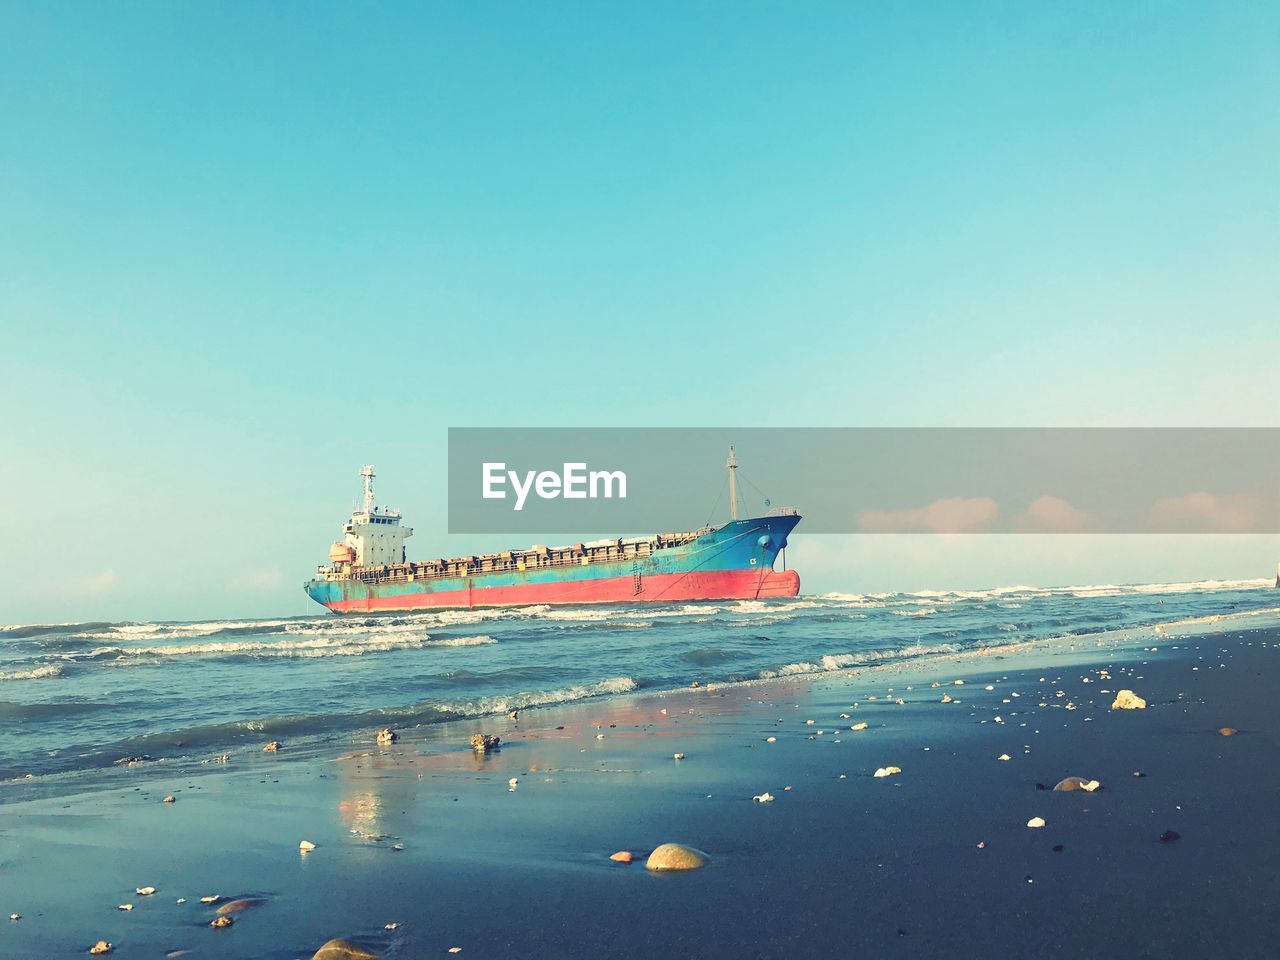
[[3, 615, 1278, 959]]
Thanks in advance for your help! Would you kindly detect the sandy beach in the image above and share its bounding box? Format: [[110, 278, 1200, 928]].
[[3, 609, 1277, 960]]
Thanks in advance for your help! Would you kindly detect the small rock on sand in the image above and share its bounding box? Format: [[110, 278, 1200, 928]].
[[9, 914, 20, 921], [1159, 830, 1181, 843], [765, 736, 777, 743], [263, 741, 282, 752], [873, 766, 902, 778], [163, 795, 175, 803], [89, 941, 113, 955], [136, 886, 156, 896], [376, 729, 398, 745], [1111, 690, 1147, 710], [753, 792, 775, 803], [299, 840, 317, 852], [610, 851, 633, 863], [1053, 777, 1100, 792], [851, 722, 869, 731], [199, 895, 221, 904], [311, 939, 380, 960], [1218, 727, 1237, 737], [471, 733, 500, 753], [216, 898, 262, 917], [1027, 817, 1046, 828], [645, 843, 710, 871], [673, 752, 685, 760], [998, 754, 1011, 761], [117, 904, 133, 911], [210, 915, 234, 928]]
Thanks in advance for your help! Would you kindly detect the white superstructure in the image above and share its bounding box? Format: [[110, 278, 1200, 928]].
[[328, 465, 413, 568]]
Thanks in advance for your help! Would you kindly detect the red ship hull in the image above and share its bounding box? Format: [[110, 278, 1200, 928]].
[[324, 567, 800, 613]]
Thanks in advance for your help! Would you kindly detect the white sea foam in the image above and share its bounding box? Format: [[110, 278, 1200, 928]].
[[432, 676, 639, 717], [72, 634, 496, 662], [759, 643, 961, 679], [0, 664, 63, 681]]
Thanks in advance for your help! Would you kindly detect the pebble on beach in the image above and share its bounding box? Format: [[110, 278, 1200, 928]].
[[1053, 777, 1101, 792], [117, 904, 133, 911], [1218, 727, 1237, 736], [9, 914, 19, 921], [263, 740, 282, 752], [216, 898, 262, 917], [645, 843, 710, 871], [163, 795, 175, 803], [765, 736, 777, 743], [471, 734, 500, 753], [199, 895, 221, 904], [311, 938, 380, 960], [753, 792, 775, 803], [1027, 817, 1047, 828], [136, 886, 156, 896], [210, 915, 234, 928], [1111, 690, 1147, 710], [851, 722, 869, 731], [997, 754, 1011, 761], [673, 752, 685, 760], [1159, 830, 1181, 843], [89, 941, 113, 955], [610, 851, 634, 863], [299, 840, 317, 852], [376, 729, 398, 745], [873, 766, 901, 778]]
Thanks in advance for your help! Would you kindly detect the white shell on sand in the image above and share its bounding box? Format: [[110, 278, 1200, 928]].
[[941, 695, 953, 703], [645, 843, 710, 871], [673, 753, 685, 760], [90, 941, 113, 955], [765, 736, 777, 743], [299, 840, 317, 852], [753, 792, 774, 803], [851, 722, 869, 731], [1027, 817, 1046, 828], [199, 895, 220, 904], [1111, 690, 1147, 710], [136, 886, 155, 896], [117, 904, 133, 911], [873, 766, 901, 778], [998, 754, 1011, 761]]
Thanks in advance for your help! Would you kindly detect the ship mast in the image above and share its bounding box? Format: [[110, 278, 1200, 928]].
[[361, 464, 376, 516], [726, 446, 739, 521]]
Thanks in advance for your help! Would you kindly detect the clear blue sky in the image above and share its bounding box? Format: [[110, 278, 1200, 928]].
[[2, 2, 1276, 622]]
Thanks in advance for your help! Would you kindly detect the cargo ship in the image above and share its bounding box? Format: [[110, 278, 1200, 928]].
[[305, 454, 801, 613]]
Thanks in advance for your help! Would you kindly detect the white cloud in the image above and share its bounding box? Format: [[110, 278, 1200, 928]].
[[858, 497, 998, 534]]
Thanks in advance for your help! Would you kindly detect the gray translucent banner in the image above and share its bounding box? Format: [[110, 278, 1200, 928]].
[[447, 428, 1280, 535]]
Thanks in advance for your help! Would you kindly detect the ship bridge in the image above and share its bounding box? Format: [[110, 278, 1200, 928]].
[[330, 465, 413, 568]]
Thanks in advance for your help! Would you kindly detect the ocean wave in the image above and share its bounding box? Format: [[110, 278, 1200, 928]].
[[0, 664, 63, 681], [759, 642, 961, 679], [64, 634, 496, 662], [422, 676, 640, 719]]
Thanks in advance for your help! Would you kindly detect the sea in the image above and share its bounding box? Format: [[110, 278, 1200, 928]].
[[3, 580, 1277, 792]]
